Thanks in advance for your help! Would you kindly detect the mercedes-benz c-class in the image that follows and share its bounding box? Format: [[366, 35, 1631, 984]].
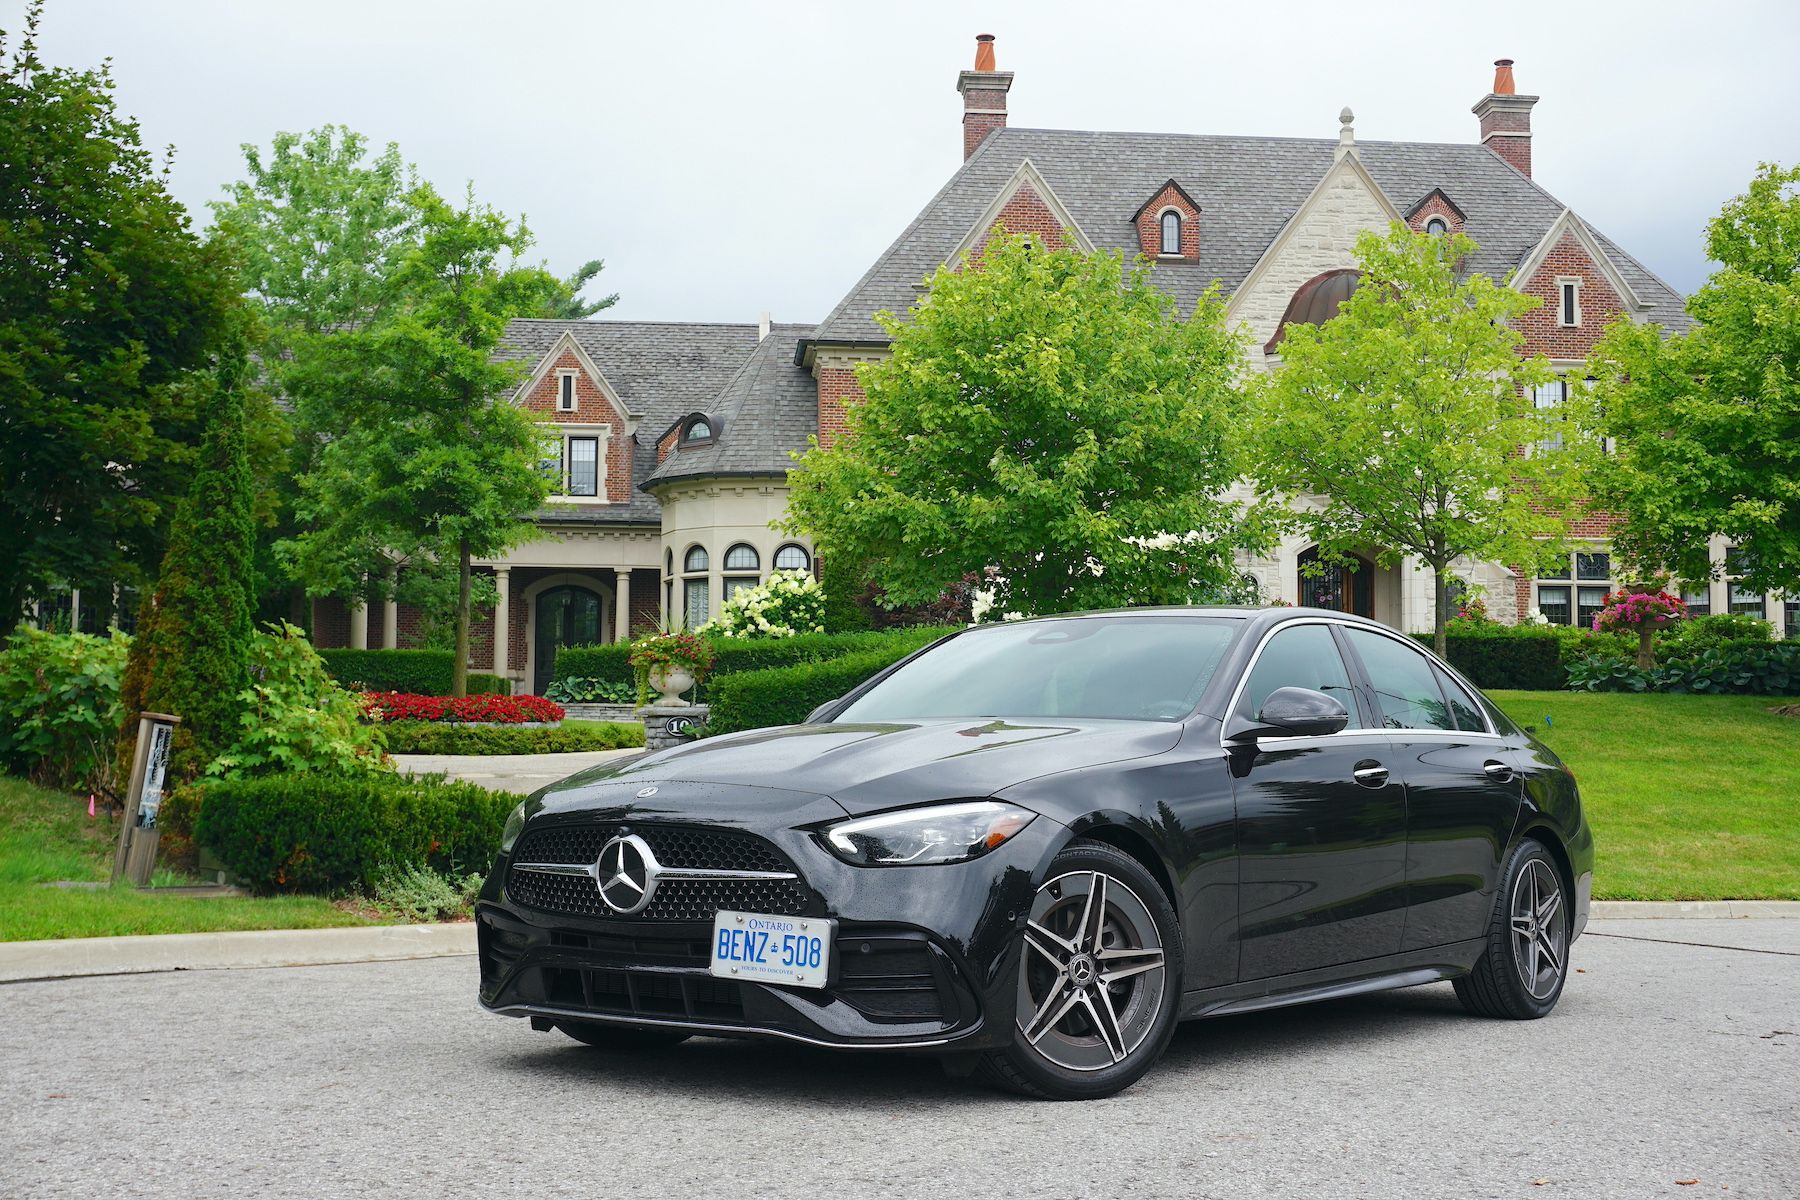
[[477, 608, 1591, 1099]]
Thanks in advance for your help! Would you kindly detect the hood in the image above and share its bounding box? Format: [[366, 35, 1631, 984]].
[[554, 719, 1184, 817]]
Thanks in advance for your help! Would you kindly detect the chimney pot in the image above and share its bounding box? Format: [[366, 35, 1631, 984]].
[[1492, 58, 1516, 95], [956, 35, 1013, 160], [974, 33, 996, 71]]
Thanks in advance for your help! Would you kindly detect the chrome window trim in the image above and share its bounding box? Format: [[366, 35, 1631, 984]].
[[1219, 616, 1499, 749]]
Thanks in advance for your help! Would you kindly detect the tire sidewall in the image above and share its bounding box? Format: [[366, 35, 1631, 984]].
[[1496, 840, 1569, 1018]]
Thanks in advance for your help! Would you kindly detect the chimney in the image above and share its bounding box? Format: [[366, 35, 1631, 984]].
[[1472, 58, 1538, 177], [956, 34, 1013, 160], [757, 311, 771, 342]]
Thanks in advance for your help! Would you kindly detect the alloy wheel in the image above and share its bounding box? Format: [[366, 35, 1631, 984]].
[[1016, 870, 1167, 1072], [1509, 858, 1567, 1000]]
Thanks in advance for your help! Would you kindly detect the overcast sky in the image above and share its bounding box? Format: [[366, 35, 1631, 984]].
[[19, 0, 1799, 324]]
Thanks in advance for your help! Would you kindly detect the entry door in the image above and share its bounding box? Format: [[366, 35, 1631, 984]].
[[534, 586, 602, 694], [1227, 622, 1408, 981], [1298, 547, 1373, 617]]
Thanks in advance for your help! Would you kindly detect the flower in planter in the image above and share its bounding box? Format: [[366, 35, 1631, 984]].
[[1592, 590, 1688, 669]]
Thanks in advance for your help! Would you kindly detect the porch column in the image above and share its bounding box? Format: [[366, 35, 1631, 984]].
[[494, 567, 511, 677], [614, 568, 632, 643], [348, 597, 369, 650], [382, 565, 398, 649]]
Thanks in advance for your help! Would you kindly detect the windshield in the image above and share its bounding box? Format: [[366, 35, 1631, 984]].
[[835, 615, 1240, 723]]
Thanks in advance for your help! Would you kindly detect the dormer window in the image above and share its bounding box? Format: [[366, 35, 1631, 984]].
[[557, 371, 577, 412], [683, 417, 714, 445], [1159, 210, 1181, 256], [1424, 217, 1448, 236], [1558, 279, 1581, 327]]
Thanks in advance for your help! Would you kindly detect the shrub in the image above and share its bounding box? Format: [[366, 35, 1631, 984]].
[[700, 570, 827, 638], [206, 623, 388, 779], [554, 627, 959, 700], [1592, 589, 1688, 669], [318, 649, 510, 696], [705, 639, 945, 735], [1662, 612, 1775, 654], [550, 644, 634, 689], [1568, 642, 1800, 695], [361, 692, 564, 724], [545, 675, 636, 705], [368, 863, 484, 923], [1411, 627, 1568, 691], [0, 625, 129, 793], [194, 772, 523, 893], [381, 721, 643, 755]]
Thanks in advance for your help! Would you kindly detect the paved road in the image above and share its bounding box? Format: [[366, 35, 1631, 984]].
[[2, 919, 1794, 1199], [393, 748, 640, 793]]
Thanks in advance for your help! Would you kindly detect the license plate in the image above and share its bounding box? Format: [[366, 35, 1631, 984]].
[[709, 911, 833, 989]]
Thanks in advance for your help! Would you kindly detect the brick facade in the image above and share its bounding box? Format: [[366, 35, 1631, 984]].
[[312, 596, 349, 649], [1132, 181, 1201, 262], [1514, 231, 1628, 361], [971, 184, 1070, 261], [815, 365, 863, 452], [519, 348, 632, 502], [1405, 189, 1465, 235]]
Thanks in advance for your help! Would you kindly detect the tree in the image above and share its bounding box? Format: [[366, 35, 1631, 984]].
[[284, 186, 559, 695], [542, 258, 619, 320], [1249, 225, 1594, 654], [116, 337, 260, 783], [1587, 163, 1800, 596], [0, 1, 242, 623], [784, 232, 1268, 617]]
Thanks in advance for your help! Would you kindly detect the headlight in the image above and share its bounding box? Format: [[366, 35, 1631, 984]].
[[500, 801, 528, 854], [824, 801, 1035, 867]]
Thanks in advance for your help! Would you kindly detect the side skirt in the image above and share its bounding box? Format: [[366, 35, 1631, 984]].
[[1179, 937, 1486, 1020]]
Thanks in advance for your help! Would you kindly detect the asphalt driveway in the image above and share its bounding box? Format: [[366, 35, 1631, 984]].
[[2, 918, 1794, 1199]]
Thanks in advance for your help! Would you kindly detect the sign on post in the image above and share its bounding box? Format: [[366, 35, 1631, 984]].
[[113, 712, 180, 887]]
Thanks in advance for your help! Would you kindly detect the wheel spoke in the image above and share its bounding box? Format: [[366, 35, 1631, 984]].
[[1023, 983, 1084, 1045], [1536, 887, 1562, 927], [1075, 872, 1107, 955], [1081, 988, 1128, 1064], [1524, 924, 1540, 982], [1535, 929, 1562, 975], [1023, 922, 1072, 969], [1097, 945, 1164, 985]]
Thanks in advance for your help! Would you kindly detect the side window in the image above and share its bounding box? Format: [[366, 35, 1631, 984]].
[[1343, 629, 1452, 730], [1432, 665, 1487, 733], [1238, 624, 1360, 728]]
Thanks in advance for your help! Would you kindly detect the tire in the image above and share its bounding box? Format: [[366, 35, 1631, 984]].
[[976, 840, 1182, 1100], [1454, 838, 1571, 1020], [557, 1021, 692, 1052]]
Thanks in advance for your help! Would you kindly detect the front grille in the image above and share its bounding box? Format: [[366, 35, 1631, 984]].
[[506, 823, 811, 921]]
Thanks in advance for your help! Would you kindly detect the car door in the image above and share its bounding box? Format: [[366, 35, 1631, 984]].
[[1226, 621, 1409, 981], [1337, 627, 1525, 952]]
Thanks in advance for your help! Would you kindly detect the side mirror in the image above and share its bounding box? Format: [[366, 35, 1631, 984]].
[[1232, 686, 1351, 741]]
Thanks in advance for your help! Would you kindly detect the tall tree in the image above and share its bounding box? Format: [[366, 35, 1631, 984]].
[[1587, 163, 1800, 595], [542, 258, 619, 320], [1249, 225, 1594, 654], [0, 1, 242, 622], [784, 232, 1269, 617], [284, 186, 559, 695], [117, 335, 260, 782]]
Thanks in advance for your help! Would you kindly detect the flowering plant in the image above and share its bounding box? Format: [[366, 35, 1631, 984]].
[[361, 692, 565, 725], [699, 570, 827, 639], [1592, 589, 1688, 669], [1455, 596, 1491, 623], [627, 630, 714, 678]]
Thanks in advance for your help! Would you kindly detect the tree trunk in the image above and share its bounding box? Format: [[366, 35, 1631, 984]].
[[1637, 624, 1656, 671], [451, 537, 471, 698], [1433, 566, 1450, 657]]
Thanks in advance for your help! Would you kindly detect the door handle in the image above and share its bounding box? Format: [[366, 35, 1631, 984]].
[[1353, 760, 1388, 788], [1483, 760, 1515, 783]]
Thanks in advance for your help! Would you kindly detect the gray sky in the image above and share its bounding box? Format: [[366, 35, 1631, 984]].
[[20, 0, 1800, 324]]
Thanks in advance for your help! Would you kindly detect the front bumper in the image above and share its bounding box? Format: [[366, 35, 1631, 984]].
[[477, 809, 1065, 1052]]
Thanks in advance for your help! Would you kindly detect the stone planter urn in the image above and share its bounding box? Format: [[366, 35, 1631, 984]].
[[648, 664, 695, 706]]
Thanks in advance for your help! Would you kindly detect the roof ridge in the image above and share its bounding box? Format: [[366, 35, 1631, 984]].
[[506, 317, 763, 330]]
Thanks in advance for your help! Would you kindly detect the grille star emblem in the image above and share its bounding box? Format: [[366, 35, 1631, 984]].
[[595, 833, 657, 915]]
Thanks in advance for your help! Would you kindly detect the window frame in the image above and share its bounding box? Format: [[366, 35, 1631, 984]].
[[541, 424, 611, 502], [1534, 548, 1617, 627], [1423, 216, 1448, 236], [773, 543, 811, 573], [1158, 208, 1182, 256], [556, 370, 578, 413], [682, 417, 715, 446], [1557, 277, 1581, 327]]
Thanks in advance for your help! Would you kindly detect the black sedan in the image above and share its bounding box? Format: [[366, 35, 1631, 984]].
[[477, 607, 1592, 1100]]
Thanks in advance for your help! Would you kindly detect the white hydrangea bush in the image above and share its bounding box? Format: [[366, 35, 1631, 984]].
[[700, 570, 828, 639]]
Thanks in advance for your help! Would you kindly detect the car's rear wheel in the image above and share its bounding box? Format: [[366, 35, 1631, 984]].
[[977, 841, 1181, 1100], [1454, 838, 1570, 1019], [557, 1021, 692, 1052]]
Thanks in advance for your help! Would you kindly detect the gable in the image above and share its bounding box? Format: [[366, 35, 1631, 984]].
[[1132, 179, 1202, 261], [1404, 188, 1467, 235], [949, 158, 1095, 264], [514, 332, 632, 427]]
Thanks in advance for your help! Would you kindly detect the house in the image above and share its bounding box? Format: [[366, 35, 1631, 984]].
[[303, 36, 1794, 691]]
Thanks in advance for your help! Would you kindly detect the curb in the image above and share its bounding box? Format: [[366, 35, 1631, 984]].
[[1588, 900, 1800, 920], [0, 922, 475, 984]]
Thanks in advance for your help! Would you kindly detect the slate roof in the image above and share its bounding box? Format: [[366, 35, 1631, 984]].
[[805, 127, 1690, 349], [642, 323, 817, 491], [494, 318, 765, 524]]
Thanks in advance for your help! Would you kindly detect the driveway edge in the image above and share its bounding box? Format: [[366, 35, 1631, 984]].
[[1588, 899, 1800, 920], [0, 922, 475, 984]]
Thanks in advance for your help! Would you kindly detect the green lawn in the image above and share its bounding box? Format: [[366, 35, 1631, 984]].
[[1490, 691, 1800, 901], [0, 776, 373, 942]]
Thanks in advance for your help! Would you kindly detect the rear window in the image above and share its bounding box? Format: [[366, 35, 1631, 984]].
[[836, 616, 1239, 723]]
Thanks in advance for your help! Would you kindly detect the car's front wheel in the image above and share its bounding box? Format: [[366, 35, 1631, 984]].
[[1454, 838, 1571, 1019], [557, 1021, 692, 1052], [977, 840, 1181, 1100]]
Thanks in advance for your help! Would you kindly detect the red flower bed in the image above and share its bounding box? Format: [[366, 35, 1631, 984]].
[[361, 692, 565, 725]]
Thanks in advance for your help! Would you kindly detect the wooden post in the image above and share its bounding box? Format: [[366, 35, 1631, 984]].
[[112, 712, 181, 886]]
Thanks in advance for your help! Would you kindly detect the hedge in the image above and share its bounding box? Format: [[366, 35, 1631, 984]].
[[705, 644, 939, 736], [381, 721, 644, 755], [1411, 631, 1568, 691], [553, 626, 957, 696], [193, 772, 523, 893], [317, 649, 510, 696]]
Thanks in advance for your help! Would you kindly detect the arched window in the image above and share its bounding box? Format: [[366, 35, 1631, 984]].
[[723, 544, 759, 572], [1424, 216, 1448, 236], [1159, 210, 1181, 255], [774, 544, 811, 572], [682, 546, 710, 626], [1264, 269, 1361, 355], [684, 546, 709, 574], [683, 417, 714, 444], [665, 549, 674, 577]]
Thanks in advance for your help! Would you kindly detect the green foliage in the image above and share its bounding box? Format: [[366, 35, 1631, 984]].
[[379, 720, 642, 755], [194, 772, 522, 893], [117, 363, 260, 783], [1588, 163, 1800, 596], [553, 628, 956, 701], [705, 645, 930, 735], [542, 258, 620, 319], [701, 570, 828, 638], [0, 626, 130, 791], [1566, 642, 1800, 695], [0, 3, 246, 622], [550, 643, 634, 687], [1663, 612, 1776, 654], [1409, 627, 1569, 691], [206, 623, 388, 779], [368, 862, 483, 923], [544, 676, 635, 704], [785, 231, 1269, 618], [316, 649, 509, 696], [1252, 225, 1592, 653]]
